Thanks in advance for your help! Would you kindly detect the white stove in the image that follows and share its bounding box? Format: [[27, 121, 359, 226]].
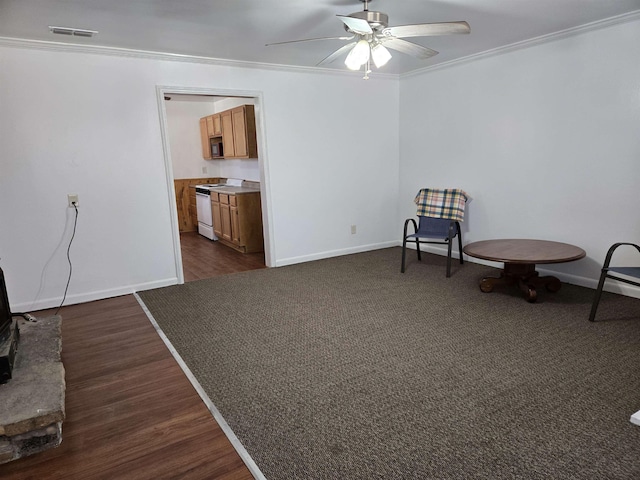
[[195, 187, 217, 240]]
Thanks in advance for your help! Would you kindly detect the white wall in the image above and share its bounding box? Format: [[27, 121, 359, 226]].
[[165, 97, 218, 179], [0, 44, 399, 311], [5, 18, 635, 312], [399, 18, 640, 294]]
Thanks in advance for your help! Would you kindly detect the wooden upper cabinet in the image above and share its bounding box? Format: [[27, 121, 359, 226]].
[[201, 105, 257, 160], [203, 116, 213, 137], [231, 107, 249, 158], [206, 114, 222, 137], [212, 114, 223, 136], [229, 105, 258, 159], [220, 110, 235, 158], [199, 118, 212, 159]]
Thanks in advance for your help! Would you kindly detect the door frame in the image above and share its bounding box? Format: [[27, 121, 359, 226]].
[[155, 85, 275, 284]]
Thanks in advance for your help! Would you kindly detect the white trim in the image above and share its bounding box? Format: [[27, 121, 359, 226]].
[[402, 9, 640, 78], [155, 86, 276, 270], [155, 87, 185, 284], [14, 277, 178, 313], [252, 99, 277, 268], [276, 241, 398, 267], [134, 293, 266, 480]]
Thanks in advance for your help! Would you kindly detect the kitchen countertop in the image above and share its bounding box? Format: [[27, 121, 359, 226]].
[[208, 185, 260, 195], [192, 184, 260, 195]]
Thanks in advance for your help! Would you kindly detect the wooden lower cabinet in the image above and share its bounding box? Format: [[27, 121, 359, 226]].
[[219, 194, 232, 242], [211, 195, 223, 238], [230, 203, 241, 244], [210, 191, 263, 253]]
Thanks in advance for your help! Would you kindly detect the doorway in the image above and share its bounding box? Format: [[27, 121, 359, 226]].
[[156, 86, 274, 284]]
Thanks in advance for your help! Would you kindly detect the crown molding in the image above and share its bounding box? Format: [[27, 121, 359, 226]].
[[0, 36, 398, 80], [402, 9, 640, 79], [3, 8, 637, 81]]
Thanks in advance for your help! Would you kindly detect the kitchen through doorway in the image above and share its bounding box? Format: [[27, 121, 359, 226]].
[[159, 87, 271, 283]]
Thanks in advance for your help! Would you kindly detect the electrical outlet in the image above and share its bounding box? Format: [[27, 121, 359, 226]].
[[67, 194, 79, 207], [351, 225, 357, 235], [201, 166, 207, 174]]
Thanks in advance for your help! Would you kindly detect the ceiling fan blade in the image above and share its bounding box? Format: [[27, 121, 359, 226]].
[[337, 15, 373, 35], [382, 21, 470, 38], [382, 38, 438, 60], [316, 42, 357, 66], [266, 35, 354, 47]]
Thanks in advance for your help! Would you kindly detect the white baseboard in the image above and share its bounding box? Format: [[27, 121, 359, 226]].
[[13, 277, 179, 313], [14, 242, 640, 312], [405, 242, 640, 300], [275, 241, 398, 267]]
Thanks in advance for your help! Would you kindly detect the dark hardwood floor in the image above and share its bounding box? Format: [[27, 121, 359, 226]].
[[180, 232, 266, 282], [0, 237, 265, 479]]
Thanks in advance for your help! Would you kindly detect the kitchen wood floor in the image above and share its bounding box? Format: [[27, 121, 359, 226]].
[[180, 231, 266, 282], [0, 238, 266, 479]]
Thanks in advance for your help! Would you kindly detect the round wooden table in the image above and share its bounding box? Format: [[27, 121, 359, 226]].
[[463, 239, 586, 302]]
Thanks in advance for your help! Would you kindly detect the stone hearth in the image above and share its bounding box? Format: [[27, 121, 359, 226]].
[[0, 316, 65, 464]]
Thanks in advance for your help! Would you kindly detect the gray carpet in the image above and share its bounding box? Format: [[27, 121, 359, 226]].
[[138, 247, 640, 479]]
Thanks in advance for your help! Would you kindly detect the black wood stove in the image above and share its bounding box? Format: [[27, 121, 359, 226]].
[[0, 267, 19, 384]]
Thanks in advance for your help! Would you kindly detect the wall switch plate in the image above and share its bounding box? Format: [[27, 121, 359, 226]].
[[201, 166, 207, 174], [68, 194, 79, 207], [351, 225, 357, 235]]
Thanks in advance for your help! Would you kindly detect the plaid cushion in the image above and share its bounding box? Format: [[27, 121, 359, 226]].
[[414, 188, 469, 222]]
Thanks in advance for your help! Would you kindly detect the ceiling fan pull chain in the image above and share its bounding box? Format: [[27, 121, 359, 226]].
[[363, 60, 371, 80]]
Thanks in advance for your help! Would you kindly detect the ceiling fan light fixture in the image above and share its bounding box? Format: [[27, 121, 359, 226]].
[[267, 0, 469, 78], [344, 38, 370, 70], [371, 43, 391, 68]]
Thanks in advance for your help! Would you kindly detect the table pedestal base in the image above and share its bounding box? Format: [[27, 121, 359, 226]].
[[479, 263, 561, 303]]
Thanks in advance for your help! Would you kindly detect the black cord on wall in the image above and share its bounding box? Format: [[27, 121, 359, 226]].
[[54, 202, 79, 316]]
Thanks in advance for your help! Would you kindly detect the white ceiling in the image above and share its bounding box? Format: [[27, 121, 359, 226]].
[[1, 0, 639, 75]]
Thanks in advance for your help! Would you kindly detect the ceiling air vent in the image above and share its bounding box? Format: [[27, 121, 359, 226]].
[[49, 26, 98, 38]]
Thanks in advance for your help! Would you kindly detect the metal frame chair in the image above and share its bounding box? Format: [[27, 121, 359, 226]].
[[401, 216, 463, 278], [589, 242, 640, 321]]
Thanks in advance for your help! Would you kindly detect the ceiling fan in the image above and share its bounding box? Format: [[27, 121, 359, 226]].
[[266, 0, 470, 78]]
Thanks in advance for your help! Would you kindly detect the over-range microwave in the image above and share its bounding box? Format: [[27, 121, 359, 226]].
[[210, 139, 223, 158]]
